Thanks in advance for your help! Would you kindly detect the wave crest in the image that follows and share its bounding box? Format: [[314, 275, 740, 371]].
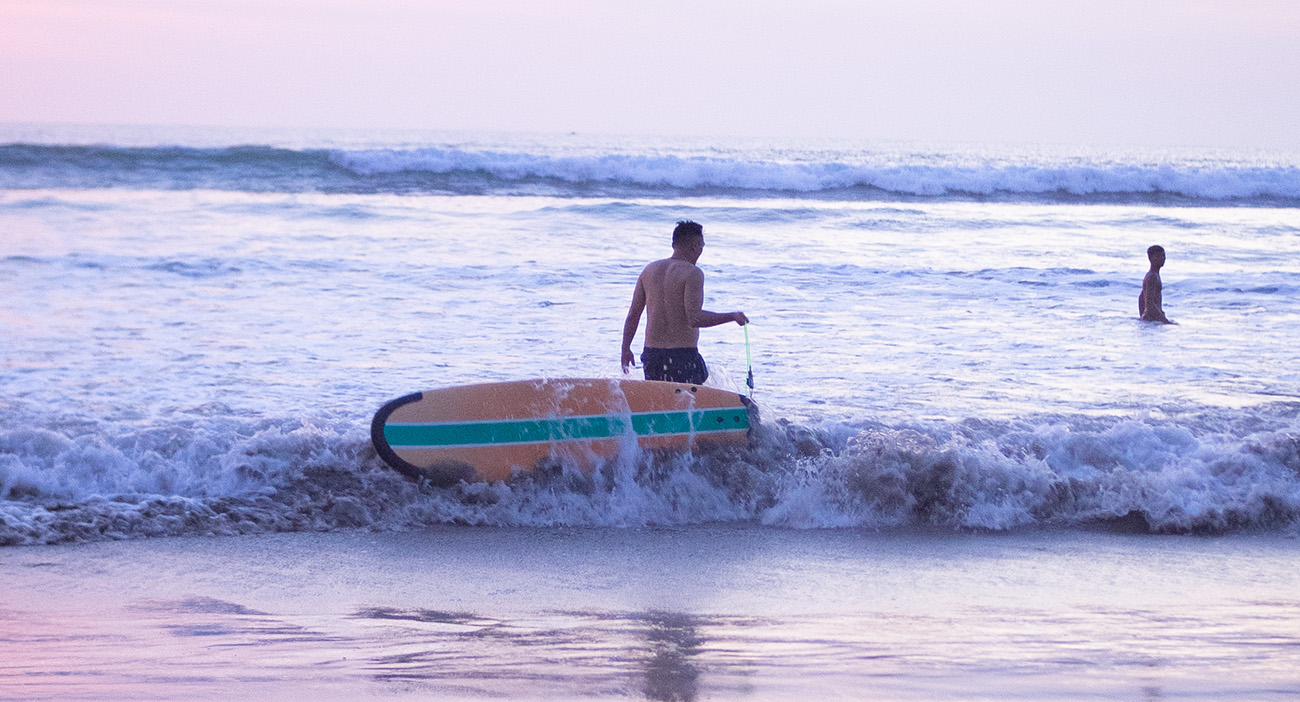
[[3, 143, 1299, 204], [331, 147, 1300, 202]]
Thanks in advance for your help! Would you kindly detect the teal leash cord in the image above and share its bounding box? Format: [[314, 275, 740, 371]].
[[744, 324, 754, 397]]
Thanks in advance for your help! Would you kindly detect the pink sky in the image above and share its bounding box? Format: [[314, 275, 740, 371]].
[[2, 0, 1298, 148]]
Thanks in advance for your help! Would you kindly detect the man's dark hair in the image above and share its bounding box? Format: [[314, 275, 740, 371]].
[[673, 220, 704, 246], [1148, 244, 1165, 259]]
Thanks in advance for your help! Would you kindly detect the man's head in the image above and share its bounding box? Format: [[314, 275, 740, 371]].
[[1147, 244, 1166, 267], [672, 220, 705, 262]]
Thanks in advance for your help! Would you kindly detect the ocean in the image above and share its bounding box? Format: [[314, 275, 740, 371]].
[[1, 123, 1299, 700]]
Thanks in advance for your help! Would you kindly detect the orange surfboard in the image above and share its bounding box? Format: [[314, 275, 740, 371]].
[[371, 378, 754, 485]]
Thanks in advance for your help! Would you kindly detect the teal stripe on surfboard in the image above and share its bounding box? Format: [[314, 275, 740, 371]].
[[385, 408, 748, 449]]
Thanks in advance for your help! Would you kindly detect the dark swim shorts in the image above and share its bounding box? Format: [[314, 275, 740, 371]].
[[641, 347, 709, 385]]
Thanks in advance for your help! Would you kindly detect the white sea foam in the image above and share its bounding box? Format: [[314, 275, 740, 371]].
[[2, 406, 1297, 545]]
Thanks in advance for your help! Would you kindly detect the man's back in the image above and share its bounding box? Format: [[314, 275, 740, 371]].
[[639, 257, 702, 349]]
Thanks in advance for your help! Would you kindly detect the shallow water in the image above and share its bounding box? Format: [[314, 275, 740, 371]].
[[5, 188, 1300, 422], [2, 126, 1300, 536]]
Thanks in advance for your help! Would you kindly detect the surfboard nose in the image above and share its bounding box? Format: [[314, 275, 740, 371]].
[[370, 392, 426, 482]]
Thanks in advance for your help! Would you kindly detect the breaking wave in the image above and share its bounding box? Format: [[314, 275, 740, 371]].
[[3, 143, 1298, 205], [3, 404, 1299, 546]]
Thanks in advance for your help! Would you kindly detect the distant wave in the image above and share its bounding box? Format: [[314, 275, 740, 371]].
[[0, 144, 343, 193], [3, 143, 1299, 205], [3, 406, 1298, 545]]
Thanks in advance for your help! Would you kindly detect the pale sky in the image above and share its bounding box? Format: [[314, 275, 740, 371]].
[[2, 0, 1299, 149]]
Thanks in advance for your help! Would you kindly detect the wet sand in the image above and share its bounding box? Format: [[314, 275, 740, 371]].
[[2, 526, 1299, 701]]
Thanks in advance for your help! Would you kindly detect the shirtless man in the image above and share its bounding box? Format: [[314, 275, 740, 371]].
[[621, 221, 748, 384], [1139, 244, 1173, 324]]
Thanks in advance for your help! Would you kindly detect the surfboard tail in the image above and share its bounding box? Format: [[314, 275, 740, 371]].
[[740, 394, 760, 436]]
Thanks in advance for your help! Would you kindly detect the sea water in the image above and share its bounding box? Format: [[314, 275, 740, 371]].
[[1, 124, 1299, 699]]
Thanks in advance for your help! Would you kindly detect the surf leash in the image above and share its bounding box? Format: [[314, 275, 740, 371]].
[[744, 323, 755, 397]]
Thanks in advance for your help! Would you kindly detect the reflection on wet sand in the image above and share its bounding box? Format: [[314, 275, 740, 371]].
[[640, 612, 703, 702], [350, 607, 711, 699]]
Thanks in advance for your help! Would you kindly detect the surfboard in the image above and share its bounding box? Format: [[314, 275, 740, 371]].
[[371, 378, 754, 486]]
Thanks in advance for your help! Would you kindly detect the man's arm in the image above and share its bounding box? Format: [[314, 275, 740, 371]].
[[621, 278, 647, 372], [683, 267, 748, 328]]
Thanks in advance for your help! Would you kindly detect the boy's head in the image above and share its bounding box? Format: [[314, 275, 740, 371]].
[[1147, 245, 1166, 267]]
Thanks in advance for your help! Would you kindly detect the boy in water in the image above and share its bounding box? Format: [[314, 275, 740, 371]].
[[1139, 244, 1173, 323], [621, 221, 748, 384]]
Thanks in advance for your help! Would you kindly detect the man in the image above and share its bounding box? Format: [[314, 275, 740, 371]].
[[1139, 244, 1173, 323], [621, 221, 748, 384]]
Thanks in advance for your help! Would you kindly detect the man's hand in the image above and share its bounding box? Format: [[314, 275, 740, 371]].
[[732, 312, 749, 325], [621, 348, 637, 373]]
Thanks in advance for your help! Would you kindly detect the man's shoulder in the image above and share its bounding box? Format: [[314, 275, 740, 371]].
[[644, 257, 700, 275]]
